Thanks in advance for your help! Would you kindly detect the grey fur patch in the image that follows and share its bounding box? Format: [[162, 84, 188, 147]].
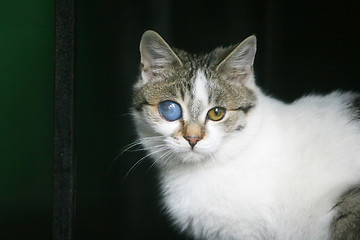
[[331, 185, 360, 240], [132, 67, 187, 109]]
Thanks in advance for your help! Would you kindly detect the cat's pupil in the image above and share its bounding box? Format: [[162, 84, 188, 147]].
[[214, 108, 220, 115]]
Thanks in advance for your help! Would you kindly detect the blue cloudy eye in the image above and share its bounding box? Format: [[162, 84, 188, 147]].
[[159, 101, 182, 121]]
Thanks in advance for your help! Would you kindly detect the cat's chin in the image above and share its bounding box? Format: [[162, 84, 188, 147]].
[[176, 150, 211, 164]]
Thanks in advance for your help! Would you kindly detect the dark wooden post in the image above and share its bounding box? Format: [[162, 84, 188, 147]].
[[53, 0, 76, 239]]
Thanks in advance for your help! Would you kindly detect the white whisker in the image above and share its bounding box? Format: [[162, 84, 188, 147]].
[[163, 151, 176, 166], [109, 136, 165, 168], [109, 140, 143, 168], [146, 149, 173, 175], [122, 146, 168, 182]]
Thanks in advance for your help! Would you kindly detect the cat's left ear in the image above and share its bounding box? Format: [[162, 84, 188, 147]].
[[216, 35, 257, 85]]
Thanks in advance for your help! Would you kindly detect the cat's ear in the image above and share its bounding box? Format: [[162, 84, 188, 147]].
[[216, 35, 257, 84], [139, 30, 183, 82]]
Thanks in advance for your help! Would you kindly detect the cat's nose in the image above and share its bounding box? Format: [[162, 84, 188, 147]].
[[184, 136, 201, 149]]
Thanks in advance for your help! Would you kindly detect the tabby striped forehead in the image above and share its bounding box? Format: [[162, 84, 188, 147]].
[[181, 68, 257, 123], [132, 65, 256, 115]]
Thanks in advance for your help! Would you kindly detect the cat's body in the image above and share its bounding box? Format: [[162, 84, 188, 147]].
[[131, 30, 360, 240], [157, 92, 360, 240]]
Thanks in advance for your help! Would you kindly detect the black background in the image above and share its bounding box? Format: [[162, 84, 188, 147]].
[[74, 1, 360, 240], [1, 1, 359, 239]]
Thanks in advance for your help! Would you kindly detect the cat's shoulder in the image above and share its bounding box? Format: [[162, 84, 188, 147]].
[[291, 91, 360, 121]]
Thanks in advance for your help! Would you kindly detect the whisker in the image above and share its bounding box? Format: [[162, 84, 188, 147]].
[[117, 112, 133, 118], [109, 136, 165, 168], [162, 151, 176, 167], [146, 149, 172, 175], [109, 140, 143, 168], [121, 146, 168, 183], [121, 140, 142, 152]]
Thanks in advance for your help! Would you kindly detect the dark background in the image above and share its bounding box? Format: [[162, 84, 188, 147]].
[[1, 0, 359, 239]]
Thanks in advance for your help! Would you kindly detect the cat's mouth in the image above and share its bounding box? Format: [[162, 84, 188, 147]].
[[167, 144, 214, 163], [159, 135, 219, 164]]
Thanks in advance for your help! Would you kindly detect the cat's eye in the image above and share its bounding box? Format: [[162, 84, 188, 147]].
[[158, 101, 182, 121], [207, 107, 226, 121]]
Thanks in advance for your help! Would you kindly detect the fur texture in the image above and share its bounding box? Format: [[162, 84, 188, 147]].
[[131, 30, 360, 240]]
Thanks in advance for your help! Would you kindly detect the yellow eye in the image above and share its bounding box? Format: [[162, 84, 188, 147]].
[[207, 107, 226, 121]]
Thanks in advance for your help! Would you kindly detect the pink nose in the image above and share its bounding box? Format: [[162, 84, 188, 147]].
[[184, 136, 201, 149]]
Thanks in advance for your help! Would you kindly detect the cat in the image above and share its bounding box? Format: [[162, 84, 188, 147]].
[[131, 30, 360, 240]]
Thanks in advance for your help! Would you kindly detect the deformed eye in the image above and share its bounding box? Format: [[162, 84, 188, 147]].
[[207, 107, 226, 121], [158, 101, 182, 121]]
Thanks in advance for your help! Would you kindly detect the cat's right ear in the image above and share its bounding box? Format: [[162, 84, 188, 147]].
[[139, 30, 183, 83]]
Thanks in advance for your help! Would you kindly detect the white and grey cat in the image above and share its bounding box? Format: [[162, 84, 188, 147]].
[[131, 30, 360, 240]]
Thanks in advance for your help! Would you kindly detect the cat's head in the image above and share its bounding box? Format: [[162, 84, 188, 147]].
[[132, 30, 258, 166]]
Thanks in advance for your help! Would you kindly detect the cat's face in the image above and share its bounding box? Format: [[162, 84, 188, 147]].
[[132, 31, 257, 165]]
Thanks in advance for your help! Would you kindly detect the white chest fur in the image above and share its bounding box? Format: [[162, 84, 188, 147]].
[[158, 93, 360, 240]]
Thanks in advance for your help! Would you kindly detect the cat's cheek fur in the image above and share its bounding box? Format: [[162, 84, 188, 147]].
[[221, 111, 248, 132], [153, 121, 180, 137], [141, 105, 180, 136], [201, 122, 227, 151]]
